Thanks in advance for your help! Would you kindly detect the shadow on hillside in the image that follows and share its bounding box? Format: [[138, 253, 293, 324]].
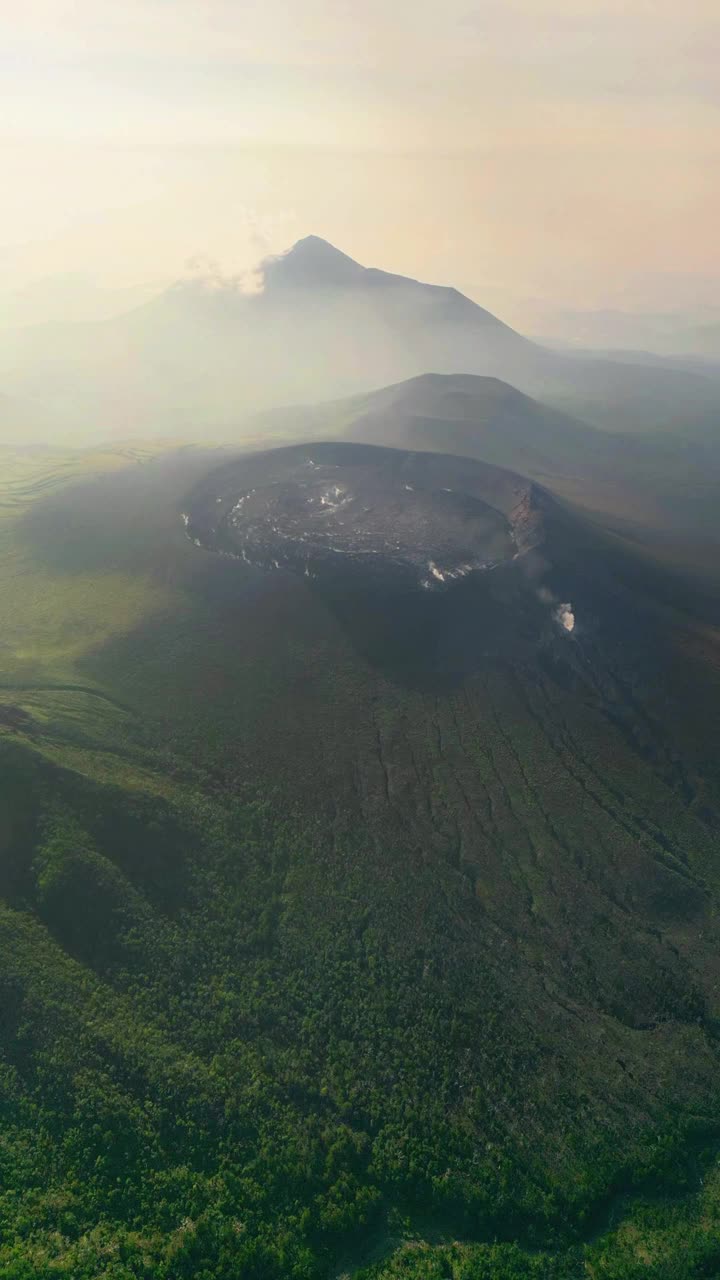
[[311, 562, 554, 692]]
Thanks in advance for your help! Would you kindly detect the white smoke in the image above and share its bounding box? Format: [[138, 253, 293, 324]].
[[536, 585, 575, 632], [180, 255, 263, 296], [554, 602, 575, 633]]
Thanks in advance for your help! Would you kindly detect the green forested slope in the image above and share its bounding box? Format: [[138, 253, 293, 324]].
[[2, 446, 720, 1277]]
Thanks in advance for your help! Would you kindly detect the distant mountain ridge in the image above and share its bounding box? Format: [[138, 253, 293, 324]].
[[251, 372, 720, 562], [1, 235, 719, 441], [535, 304, 720, 363], [262, 236, 529, 337]]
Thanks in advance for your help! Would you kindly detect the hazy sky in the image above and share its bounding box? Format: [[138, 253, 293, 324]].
[[2, 0, 718, 326]]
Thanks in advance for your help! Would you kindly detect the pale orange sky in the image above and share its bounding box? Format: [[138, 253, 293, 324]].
[[1, 0, 718, 324]]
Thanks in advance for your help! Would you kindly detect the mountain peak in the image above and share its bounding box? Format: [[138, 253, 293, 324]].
[[262, 236, 366, 290], [291, 234, 349, 254]]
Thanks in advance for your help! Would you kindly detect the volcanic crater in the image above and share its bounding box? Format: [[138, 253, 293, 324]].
[[185, 441, 546, 594]]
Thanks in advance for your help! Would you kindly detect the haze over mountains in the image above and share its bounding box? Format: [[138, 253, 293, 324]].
[[2, 235, 720, 443], [536, 306, 720, 363], [3, 0, 720, 1270], [2, 238, 720, 1274], [250, 372, 720, 599]]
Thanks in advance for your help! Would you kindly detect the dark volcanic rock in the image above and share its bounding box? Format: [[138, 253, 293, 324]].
[[185, 442, 569, 683], [185, 441, 545, 594]]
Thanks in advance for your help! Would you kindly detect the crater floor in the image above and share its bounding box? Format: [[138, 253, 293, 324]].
[[186, 443, 538, 592]]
